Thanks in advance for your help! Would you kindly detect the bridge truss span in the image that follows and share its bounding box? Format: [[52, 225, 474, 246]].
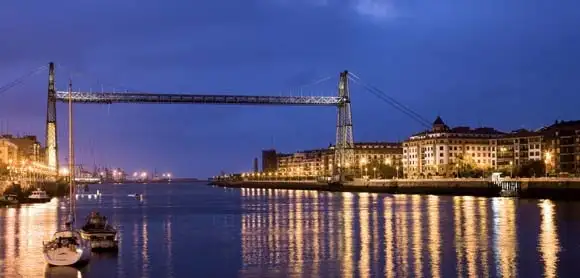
[[55, 91, 343, 106], [45, 64, 354, 182]]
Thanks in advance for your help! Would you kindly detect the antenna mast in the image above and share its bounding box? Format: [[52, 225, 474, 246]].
[[68, 79, 76, 227]]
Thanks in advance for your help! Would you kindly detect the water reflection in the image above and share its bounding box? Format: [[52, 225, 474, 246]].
[[492, 198, 518, 278], [239, 191, 566, 278], [44, 265, 82, 278], [0, 200, 59, 277], [539, 200, 560, 278], [0, 185, 574, 278], [428, 196, 440, 278]]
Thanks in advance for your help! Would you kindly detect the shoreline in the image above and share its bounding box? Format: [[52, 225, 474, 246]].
[[209, 179, 580, 201], [1, 181, 69, 206]]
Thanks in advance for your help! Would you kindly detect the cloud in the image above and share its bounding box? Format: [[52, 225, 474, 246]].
[[293, 0, 399, 20], [353, 0, 398, 20]]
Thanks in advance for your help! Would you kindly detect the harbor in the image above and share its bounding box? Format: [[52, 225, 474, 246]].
[[2, 181, 580, 277]]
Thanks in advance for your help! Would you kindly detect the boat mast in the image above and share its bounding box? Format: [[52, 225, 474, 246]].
[[68, 79, 76, 227]]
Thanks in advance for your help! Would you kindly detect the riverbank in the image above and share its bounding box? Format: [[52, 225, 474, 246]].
[[1, 180, 69, 205], [209, 178, 580, 200]]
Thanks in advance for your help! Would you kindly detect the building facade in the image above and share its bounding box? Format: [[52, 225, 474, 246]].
[[403, 117, 504, 178], [496, 129, 543, 171], [276, 148, 332, 177], [261, 149, 278, 173], [0, 139, 18, 165], [272, 142, 403, 177], [539, 120, 580, 175], [5, 135, 42, 162]]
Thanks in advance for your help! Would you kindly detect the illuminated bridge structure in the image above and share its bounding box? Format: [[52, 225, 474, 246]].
[[44, 62, 355, 182]]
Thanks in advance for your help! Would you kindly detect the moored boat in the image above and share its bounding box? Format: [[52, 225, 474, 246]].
[[79, 211, 119, 251], [43, 230, 91, 266], [27, 189, 51, 203], [1, 194, 19, 206], [42, 79, 92, 267]]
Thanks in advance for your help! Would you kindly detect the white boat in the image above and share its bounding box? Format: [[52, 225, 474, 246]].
[[43, 80, 91, 267], [43, 230, 91, 266], [28, 189, 51, 203]]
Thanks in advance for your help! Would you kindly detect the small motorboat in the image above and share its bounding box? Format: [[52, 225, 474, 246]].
[[27, 189, 52, 203], [79, 211, 119, 251], [128, 193, 143, 200], [1, 194, 19, 206]]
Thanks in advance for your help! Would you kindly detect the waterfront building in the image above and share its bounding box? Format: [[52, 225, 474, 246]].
[[261, 149, 277, 172], [276, 148, 332, 177], [273, 142, 403, 177], [496, 129, 543, 174], [0, 138, 18, 165], [253, 157, 258, 173], [402, 116, 504, 178], [539, 120, 580, 175], [5, 135, 42, 162], [347, 142, 403, 177], [0, 135, 42, 163]]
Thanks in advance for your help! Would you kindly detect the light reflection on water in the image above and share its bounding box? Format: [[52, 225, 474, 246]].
[[0, 183, 578, 277]]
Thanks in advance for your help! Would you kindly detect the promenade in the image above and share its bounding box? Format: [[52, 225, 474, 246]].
[[210, 177, 580, 200]]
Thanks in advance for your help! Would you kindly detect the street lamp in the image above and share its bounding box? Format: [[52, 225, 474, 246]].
[[360, 158, 368, 178], [396, 165, 399, 179], [509, 161, 513, 177], [373, 167, 377, 179]]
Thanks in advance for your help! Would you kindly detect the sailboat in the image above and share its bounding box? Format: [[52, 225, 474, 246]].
[[43, 79, 91, 266]]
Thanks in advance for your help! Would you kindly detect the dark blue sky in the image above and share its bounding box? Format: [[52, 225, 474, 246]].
[[1, 0, 579, 178]]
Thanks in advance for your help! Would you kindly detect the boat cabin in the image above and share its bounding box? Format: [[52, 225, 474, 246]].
[[29, 189, 49, 199], [84, 211, 109, 229], [2, 194, 17, 201]]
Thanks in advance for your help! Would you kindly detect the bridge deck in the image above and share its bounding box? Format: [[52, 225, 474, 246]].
[[55, 91, 342, 106]]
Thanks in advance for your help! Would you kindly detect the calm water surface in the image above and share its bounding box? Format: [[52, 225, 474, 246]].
[[1, 182, 579, 277]]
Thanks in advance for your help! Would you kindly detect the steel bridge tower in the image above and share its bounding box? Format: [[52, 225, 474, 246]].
[[333, 71, 354, 179], [45, 62, 58, 171]]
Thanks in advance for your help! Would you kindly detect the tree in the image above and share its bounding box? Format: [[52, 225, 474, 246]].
[[517, 160, 545, 177], [366, 160, 398, 179], [454, 154, 483, 177]]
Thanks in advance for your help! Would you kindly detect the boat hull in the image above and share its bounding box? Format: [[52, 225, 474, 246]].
[[80, 230, 119, 250], [26, 197, 52, 204], [44, 246, 90, 266]]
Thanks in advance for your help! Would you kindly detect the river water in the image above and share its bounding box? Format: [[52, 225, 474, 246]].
[[0, 182, 579, 278]]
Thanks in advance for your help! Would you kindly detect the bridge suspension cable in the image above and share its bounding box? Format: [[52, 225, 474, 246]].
[[0, 65, 48, 96], [347, 72, 431, 128]]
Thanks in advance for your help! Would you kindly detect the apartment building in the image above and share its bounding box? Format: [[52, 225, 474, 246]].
[[497, 129, 543, 170], [272, 142, 403, 177], [403, 117, 504, 178], [277, 148, 332, 177], [0, 138, 18, 165], [539, 120, 580, 175]]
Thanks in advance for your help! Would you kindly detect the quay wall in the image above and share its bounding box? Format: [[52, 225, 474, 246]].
[[210, 178, 580, 200]]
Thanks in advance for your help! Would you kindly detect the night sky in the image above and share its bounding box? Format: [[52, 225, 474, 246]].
[[1, 0, 579, 178]]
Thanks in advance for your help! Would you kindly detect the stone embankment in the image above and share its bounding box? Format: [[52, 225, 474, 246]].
[[209, 178, 580, 200]]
